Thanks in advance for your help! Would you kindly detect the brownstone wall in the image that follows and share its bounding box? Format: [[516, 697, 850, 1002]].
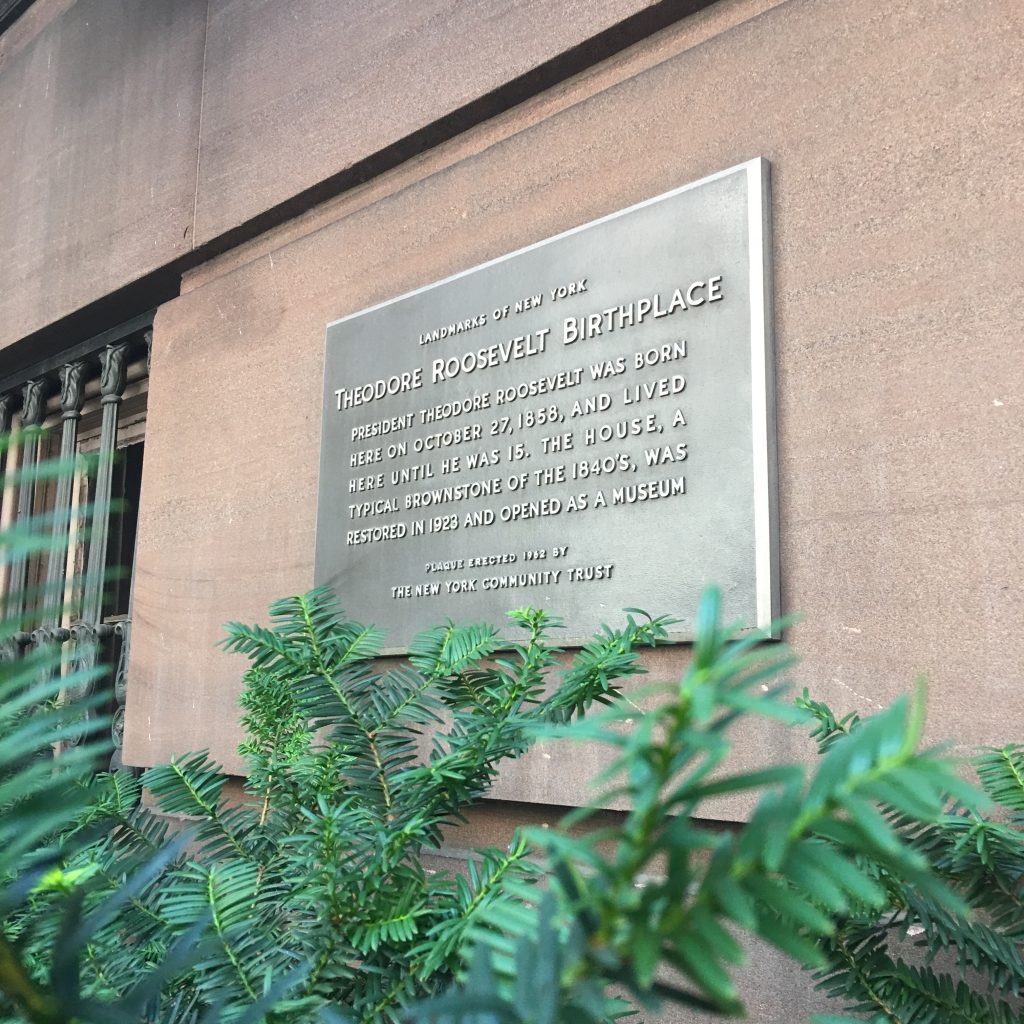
[[6, 1, 1023, 1015], [0, 0, 206, 352], [0, 0, 678, 353], [125, 0, 1024, 795]]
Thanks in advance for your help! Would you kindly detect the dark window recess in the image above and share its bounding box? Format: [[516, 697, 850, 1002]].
[[104, 440, 144, 620]]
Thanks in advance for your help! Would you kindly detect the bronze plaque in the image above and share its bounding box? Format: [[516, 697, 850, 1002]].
[[315, 160, 777, 650]]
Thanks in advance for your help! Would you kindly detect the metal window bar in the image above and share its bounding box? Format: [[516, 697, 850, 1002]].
[[0, 320, 151, 767]]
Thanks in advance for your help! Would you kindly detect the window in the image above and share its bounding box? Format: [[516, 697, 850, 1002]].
[[0, 316, 150, 768]]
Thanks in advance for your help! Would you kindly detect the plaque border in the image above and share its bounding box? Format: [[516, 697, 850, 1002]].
[[318, 157, 779, 646]]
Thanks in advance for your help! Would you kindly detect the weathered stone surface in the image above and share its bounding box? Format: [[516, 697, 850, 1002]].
[[0, 0, 207, 350], [0, 0, 688, 346], [192, 0, 676, 245]]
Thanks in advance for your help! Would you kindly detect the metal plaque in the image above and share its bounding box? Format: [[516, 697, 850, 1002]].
[[315, 159, 778, 651]]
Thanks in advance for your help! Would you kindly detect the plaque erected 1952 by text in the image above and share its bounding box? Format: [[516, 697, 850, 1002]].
[[315, 159, 778, 651]]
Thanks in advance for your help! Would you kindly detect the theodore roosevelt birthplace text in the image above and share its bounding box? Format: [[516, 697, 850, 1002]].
[[315, 160, 778, 650]]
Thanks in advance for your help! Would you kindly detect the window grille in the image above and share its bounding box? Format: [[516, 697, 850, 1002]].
[[0, 316, 150, 769]]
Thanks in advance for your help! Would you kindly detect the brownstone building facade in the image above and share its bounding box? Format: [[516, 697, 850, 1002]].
[[2, 0, 1022, 1017]]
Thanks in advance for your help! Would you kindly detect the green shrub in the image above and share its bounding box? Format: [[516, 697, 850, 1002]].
[[2, 577, 1020, 1024], [408, 600, 1013, 1024], [5, 589, 675, 1023], [0, 437, 162, 1024], [797, 692, 1024, 1023]]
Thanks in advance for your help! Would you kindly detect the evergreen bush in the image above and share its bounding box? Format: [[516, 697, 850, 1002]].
[[797, 692, 1024, 1023], [1, 542, 1020, 1022], [0, 437, 185, 1024], [5, 588, 678, 1022]]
